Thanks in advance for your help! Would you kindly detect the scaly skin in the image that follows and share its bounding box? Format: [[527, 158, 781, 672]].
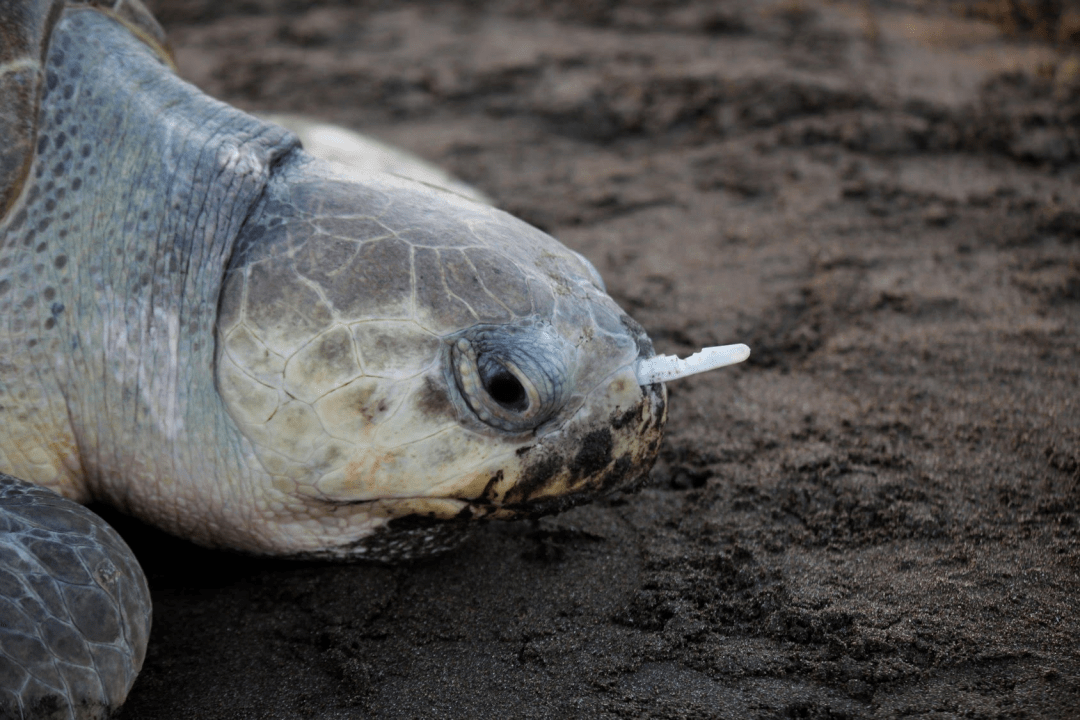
[[0, 8, 666, 560], [0, 474, 150, 720], [0, 8, 296, 542], [216, 160, 665, 557], [0, 3, 665, 716]]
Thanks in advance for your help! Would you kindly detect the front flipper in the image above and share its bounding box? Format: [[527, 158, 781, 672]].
[[0, 475, 150, 720]]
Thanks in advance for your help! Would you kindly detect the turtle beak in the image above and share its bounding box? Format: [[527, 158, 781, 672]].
[[472, 363, 666, 518]]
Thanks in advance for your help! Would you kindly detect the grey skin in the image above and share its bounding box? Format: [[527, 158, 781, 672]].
[[0, 477, 149, 720], [0, 1, 667, 717]]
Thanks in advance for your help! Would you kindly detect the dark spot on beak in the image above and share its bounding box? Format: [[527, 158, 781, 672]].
[[481, 470, 503, 501], [612, 406, 639, 430], [569, 428, 613, 480], [599, 455, 638, 494], [508, 453, 563, 504]]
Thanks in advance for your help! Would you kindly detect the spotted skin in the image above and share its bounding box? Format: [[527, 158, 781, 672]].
[[1, 3, 667, 555], [0, 5, 666, 559], [0, 9, 296, 529], [0, 1, 668, 716], [0, 1, 167, 216], [0, 0, 58, 213]]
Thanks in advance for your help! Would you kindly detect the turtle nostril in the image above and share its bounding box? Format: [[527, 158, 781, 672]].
[[486, 371, 527, 411]]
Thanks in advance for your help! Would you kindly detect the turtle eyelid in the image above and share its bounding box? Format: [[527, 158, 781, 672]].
[[447, 323, 573, 434]]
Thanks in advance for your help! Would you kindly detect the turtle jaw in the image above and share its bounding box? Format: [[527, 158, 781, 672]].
[[404, 363, 667, 520], [493, 372, 667, 516], [429, 305, 667, 516], [289, 364, 666, 559]]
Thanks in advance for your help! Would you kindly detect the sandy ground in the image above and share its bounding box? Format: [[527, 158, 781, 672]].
[[107, 1, 1080, 717]]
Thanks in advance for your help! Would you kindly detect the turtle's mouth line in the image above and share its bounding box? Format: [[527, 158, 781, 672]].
[[321, 491, 596, 522], [305, 362, 662, 530]]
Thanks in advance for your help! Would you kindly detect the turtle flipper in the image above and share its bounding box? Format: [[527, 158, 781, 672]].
[[0, 474, 151, 720]]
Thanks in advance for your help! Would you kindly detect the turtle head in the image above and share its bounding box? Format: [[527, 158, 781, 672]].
[[216, 157, 665, 559]]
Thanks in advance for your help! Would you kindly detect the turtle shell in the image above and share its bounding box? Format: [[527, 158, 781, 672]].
[[0, 0, 171, 215]]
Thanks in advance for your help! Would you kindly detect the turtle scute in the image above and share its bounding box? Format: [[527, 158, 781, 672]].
[[215, 156, 666, 559]]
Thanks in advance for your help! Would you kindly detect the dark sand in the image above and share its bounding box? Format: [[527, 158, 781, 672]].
[[112, 1, 1078, 717]]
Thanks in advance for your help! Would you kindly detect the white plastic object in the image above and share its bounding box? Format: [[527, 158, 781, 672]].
[[635, 344, 751, 385]]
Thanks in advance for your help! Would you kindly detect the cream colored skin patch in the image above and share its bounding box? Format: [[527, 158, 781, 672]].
[[1, 8, 302, 551], [0, 395, 85, 501], [213, 162, 667, 557], [0, 4, 665, 560]]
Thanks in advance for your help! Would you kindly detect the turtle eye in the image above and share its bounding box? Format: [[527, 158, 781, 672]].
[[484, 367, 528, 411], [449, 325, 573, 434]]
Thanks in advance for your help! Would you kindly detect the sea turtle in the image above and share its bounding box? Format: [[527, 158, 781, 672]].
[[0, 2, 747, 717]]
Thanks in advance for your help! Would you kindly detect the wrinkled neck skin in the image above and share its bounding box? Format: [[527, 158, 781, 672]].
[[0, 8, 296, 547], [0, 8, 666, 558]]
